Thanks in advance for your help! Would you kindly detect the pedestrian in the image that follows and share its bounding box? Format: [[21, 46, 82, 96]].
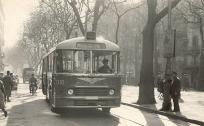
[[29, 74, 38, 93], [0, 73, 3, 81], [0, 80, 7, 117], [157, 74, 164, 100], [159, 74, 172, 111], [2, 71, 12, 102], [10, 73, 15, 90], [170, 72, 181, 112]]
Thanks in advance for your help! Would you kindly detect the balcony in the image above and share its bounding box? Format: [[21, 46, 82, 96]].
[[183, 48, 200, 56]]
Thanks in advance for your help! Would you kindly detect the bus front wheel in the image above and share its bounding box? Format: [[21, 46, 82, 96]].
[[51, 106, 62, 113], [51, 106, 57, 113], [46, 87, 50, 103], [102, 108, 111, 113]]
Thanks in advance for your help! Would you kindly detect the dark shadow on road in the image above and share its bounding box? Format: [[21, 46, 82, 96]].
[[167, 112, 190, 126], [140, 105, 165, 126], [58, 109, 120, 126], [6, 99, 120, 126]]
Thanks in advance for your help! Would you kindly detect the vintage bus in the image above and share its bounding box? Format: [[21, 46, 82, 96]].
[[23, 68, 34, 83], [42, 32, 121, 113]]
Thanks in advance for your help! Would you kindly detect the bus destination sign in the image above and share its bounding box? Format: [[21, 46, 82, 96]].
[[76, 42, 106, 49]]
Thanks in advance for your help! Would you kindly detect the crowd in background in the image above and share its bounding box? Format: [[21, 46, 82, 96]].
[[0, 70, 19, 117]]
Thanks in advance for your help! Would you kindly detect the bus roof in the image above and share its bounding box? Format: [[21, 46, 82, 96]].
[[43, 37, 120, 58], [56, 37, 120, 51]]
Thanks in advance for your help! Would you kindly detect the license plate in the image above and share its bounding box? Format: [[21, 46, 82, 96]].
[[85, 96, 99, 100]]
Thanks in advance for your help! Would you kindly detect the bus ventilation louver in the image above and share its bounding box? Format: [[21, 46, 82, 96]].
[[86, 32, 96, 40]]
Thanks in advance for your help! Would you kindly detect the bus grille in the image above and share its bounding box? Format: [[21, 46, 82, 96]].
[[74, 88, 108, 96]]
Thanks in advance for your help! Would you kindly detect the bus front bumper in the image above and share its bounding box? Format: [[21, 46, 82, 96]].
[[52, 96, 121, 108]]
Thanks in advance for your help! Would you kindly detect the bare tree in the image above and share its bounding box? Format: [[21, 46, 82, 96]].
[[186, 0, 204, 90], [176, 0, 204, 90], [111, 0, 145, 44], [137, 0, 181, 104], [42, 0, 77, 39], [66, 0, 111, 34]]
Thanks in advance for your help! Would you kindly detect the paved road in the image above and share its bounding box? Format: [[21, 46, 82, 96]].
[[0, 84, 198, 126]]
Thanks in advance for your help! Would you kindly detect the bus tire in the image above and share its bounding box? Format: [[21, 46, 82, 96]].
[[51, 106, 61, 113], [51, 106, 57, 113], [46, 88, 50, 103], [102, 108, 111, 113], [46, 96, 49, 103]]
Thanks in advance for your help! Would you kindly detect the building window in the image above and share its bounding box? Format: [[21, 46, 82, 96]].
[[192, 36, 198, 50]]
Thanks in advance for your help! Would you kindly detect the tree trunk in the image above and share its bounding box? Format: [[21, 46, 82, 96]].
[[92, 0, 104, 32], [115, 16, 120, 44], [154, 30, 159, 82], [68, 1, 85, 35], [197, 17, 204, 90], [92, 18, 98, 32], [137, 0, 157, 104], [136, 0, 181, 104], [92, 0, 100, 32], [137, 23, 156, 104]]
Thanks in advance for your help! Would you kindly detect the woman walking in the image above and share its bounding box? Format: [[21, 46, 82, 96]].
[[0, 80, 7, 117]]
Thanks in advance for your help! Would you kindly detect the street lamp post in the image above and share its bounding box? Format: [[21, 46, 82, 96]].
[[164, 0, 174, 76], [161, 0, 175, 111]]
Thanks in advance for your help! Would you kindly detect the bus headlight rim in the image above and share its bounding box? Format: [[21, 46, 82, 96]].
[[67, 89, 74, 95], [109, 89, 115, 95]]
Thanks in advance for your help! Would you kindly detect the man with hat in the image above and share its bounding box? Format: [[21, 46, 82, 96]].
[[159, 73, 172, 111], [0, 80, 7, 117], [2, 71, 12, 102], [98, 58, 112, 73], [170, 71, 181, 112]]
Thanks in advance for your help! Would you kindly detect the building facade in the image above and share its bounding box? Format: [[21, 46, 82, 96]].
[[0, 0, 4, 72]]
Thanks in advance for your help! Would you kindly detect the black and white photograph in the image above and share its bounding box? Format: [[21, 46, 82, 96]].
[[0, 0, 204, 125]]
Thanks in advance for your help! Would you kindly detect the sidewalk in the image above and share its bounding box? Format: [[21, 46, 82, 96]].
[[121, 85, 204, 125]]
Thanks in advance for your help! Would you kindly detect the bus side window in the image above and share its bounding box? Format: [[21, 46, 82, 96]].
[[56, 51, 63, 72], [62, 51, 73, 72]]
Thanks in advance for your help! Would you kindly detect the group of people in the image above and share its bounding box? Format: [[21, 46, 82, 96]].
[[0, 70, 38, 117], [157, 72, 181, 112], [0, 70, 15, 117]]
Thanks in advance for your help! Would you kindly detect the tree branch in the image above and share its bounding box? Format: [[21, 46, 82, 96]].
[[120, 2, 144, 17], [155, 0, 181, 23]]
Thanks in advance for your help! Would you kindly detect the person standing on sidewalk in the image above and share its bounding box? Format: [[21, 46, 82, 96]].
[[29, 74, 38, 93], [170, 72, 181, 112], [159, 74, 172, 111], [0, 80, 8, 117], [0, 73, 3, 80], [2, 71, 12, 102]]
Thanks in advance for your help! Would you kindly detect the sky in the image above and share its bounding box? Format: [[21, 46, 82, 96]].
[[2, 0, 39, 48], [1, 0, 141, 48]]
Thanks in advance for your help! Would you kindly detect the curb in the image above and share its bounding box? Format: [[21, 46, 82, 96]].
[[121, 102, 204, 126]]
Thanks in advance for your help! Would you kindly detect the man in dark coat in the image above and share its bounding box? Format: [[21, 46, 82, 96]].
[[2, 71, 12, 102], [98, 59, 112, 73], [0, 73, 3, 80], [29, 74, 37, 93], [159, 74, 172, 111], [170, 72, 181, 112], [0, 80, 7, 117]]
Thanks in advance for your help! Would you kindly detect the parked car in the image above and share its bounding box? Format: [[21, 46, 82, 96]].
[[23, 68, 34, 83]]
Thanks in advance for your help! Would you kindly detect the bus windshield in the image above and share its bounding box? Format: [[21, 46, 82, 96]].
[[56, 50, 119, 74]]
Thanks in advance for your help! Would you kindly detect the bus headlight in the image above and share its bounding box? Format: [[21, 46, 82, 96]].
[[109, 89, 115, 95], [67, 89, 74, 95]]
